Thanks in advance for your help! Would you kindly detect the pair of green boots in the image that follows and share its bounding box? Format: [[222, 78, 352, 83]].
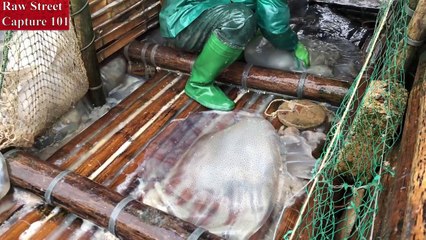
[[185, 34, 311, 111], [185, 34, 240, 111]]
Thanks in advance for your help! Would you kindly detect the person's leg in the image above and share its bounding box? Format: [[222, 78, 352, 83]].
[[169, 4, 256, 111]]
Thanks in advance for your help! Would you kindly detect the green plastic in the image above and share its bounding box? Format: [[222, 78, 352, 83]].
[[294, 42, 310, 67], [185, 33, 241, 111], [159, 0, 298, 51], [168, 3, 256, 53]]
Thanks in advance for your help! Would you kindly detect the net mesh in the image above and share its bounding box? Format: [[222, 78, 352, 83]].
[[0, 23, 88, 149], [285, 0, 409, 239]]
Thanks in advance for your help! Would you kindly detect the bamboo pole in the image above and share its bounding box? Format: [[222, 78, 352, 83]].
[[395, 0, 426, 70], [71, 0, 106, 106], [6, 152, 223, 240], [372, 50, 426, 240], [401, 50, 426, 240], [125, 41, 350, 106]]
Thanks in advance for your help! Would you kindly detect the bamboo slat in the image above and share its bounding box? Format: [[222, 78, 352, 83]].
[[88, 0, 161, 62], [91, 0, 142, 27], [46, 71, 169, 163], [97, 20, 159, 62], [94, 1, 160, 49], [125, 41, 350, 105]]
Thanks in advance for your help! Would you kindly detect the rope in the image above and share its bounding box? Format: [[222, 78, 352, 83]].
[[44, 170, 72, 205], [108, 196, 136, 237], [241, 64, 253, 90], [297, 72, 308, 98], [187, 227, 207, 240], [70, 0, 89, 17]]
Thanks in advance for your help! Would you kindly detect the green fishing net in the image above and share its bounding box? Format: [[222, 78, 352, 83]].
[[285, 0, 410, 238]]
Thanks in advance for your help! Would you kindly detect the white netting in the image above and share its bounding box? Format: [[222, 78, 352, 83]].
[[0, 24, 89, 149]]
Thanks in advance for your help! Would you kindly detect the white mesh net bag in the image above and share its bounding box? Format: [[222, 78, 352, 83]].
[[0, 24, 89, 149]]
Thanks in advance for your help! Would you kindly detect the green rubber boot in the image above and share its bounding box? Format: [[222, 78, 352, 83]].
[[185, 33, 242, 111]]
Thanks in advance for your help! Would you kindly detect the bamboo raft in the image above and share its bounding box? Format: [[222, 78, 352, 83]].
[[0, 0, 425, 239]]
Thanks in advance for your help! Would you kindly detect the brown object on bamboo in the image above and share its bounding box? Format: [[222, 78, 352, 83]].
[[125, 41, 350, 106], [71, 0, 106, 106], [6, 151, 223, 240]]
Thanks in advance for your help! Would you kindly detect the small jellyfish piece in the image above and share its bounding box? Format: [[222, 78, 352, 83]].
[[143, 115, 282, 240], [280, 127, 324, 180], [0, 153, 10, 200]]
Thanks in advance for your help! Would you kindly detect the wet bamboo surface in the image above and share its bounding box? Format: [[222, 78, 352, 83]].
[[0, 70, 310, 239], [126, 41, 351, 106], [7, 152, 223, 240]]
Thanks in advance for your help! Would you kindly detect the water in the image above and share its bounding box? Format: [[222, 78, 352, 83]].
[[309, 0, 383, 9], [31, 56, 146, 160]]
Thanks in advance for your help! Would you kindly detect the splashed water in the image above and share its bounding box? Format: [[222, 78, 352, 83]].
[[245, 35, 362, 82]]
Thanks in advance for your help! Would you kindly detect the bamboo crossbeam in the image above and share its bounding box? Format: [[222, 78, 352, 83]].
[[125, 41, 350, 105], [6, 152, 223, 240]]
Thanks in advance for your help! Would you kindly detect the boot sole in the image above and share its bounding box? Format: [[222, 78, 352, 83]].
[[184, 86, 235, 111]]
